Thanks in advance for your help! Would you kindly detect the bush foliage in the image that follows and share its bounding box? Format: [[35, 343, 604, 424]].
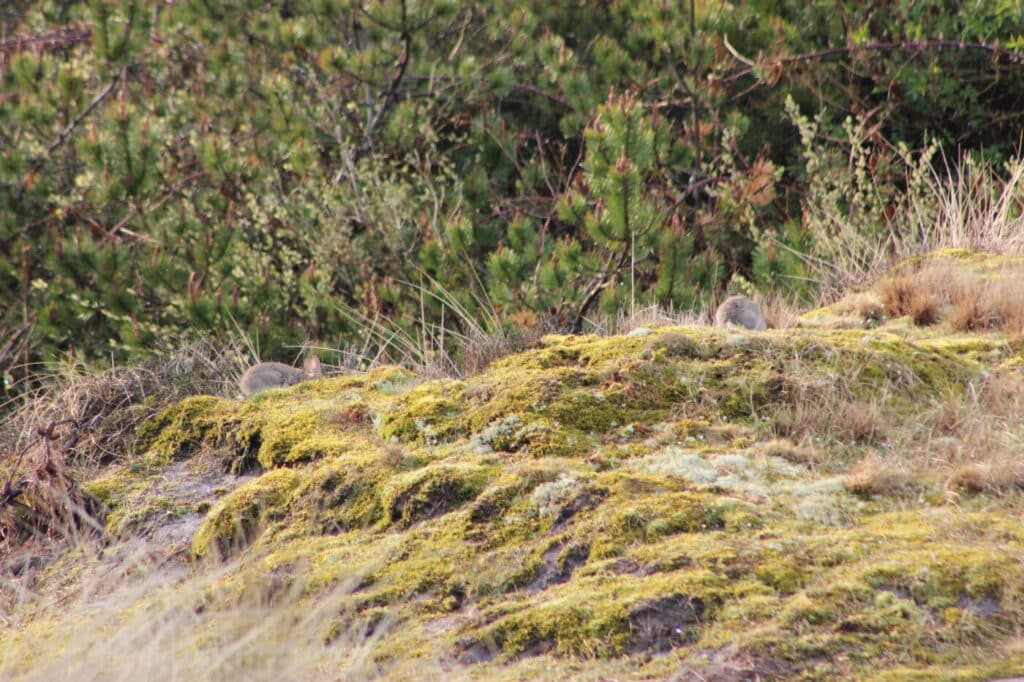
[[3, 0, 1024, 397]]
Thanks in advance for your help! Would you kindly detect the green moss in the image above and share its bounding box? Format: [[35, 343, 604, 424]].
[[594, 490, 727, 551], [780, 593, 836, 626], [857, 543, 1017, 609], [383, 463, 492, 528], [913, 335, 1008, 367], [255, 409, 322, 468], [756, 557, 809, 594], [547, 389, 619, 431], [81, 468, 136, 509], [901, 248, 1024, 271], [192, 468, 303, 558], [482, 596, 630, 658], [137, 395, 239, 462], [378, 384, 467, 444], [643, 331, 711, 360], [286, 458, 390, 534]]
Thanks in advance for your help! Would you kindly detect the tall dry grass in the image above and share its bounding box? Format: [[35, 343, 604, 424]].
[[1, 543, 445, 682], [333, 276, 549, 379], [877, 259, 1024, 334], [787, 93, 1024, 297], [926, 156, 1024, 254], [0, 338, 243, 556], [767, 361, 1024, 497], [914, 372, 1024, 494]]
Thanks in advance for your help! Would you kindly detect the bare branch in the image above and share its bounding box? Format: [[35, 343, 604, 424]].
[[46, 72, 122, 156], [0, 25, 92, 55], [359, 0, 412, 154], [721, 38, 1024, 85]]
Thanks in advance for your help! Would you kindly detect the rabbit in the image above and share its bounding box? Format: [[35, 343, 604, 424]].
[[714, 295, 767, 331], [239, 355, 322, 398]]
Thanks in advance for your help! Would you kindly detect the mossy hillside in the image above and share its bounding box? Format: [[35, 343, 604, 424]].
[[68, 325, 1024, 680]]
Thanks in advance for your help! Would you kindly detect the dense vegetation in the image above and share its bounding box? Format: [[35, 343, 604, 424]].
[[3, 0, 1024, 398]]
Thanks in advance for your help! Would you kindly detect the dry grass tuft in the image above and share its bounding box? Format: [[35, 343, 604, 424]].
[[2, 337, 239, 464], [877, 264, 948, 325], [768, 382, 888, 453], [835, 400, 887, 444], [379, 442, 416, 469], [334, 283, 548, 379], [949, 462, 1024, 495], [586, 303, 706, 335], [928, 155, 1024, 254], [975, 371, 1024, 413], [327, 404, 373, 429], [948, 464, 989, 493], [894, 373, 1024, 492], [760, 295, 804, 330], [756, 438, 819, 465], [767, 367, 1024, 496], [769, 401, 820, 445], [0, 543, 435, 682], [876, 258, 1024, 332], [831, 292, 887, 327], [0, 337, 240, 556], [947, 277, 1024, 334], [844, 454, 913, 497]]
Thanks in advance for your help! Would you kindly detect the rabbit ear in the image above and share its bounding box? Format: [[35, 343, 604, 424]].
[[304, 355, 322, 377]]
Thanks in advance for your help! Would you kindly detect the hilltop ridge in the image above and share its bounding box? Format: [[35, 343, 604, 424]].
[[5, 263, 1024, 679]]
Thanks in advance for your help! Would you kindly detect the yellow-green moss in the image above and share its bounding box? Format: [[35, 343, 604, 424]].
[[382, 462, 493, 528], [283, 455, 397, 535], [81, 468, 137, 509], [137, 395, 240, 463], [643, 331, 712, 360], [377, 383, 467, 444], [900, 247, 1024, 271], [192, 468, 303, 558], [254, 409, 322, 468]]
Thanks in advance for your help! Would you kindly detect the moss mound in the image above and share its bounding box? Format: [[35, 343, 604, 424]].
[[12, 320, 1024, 681]]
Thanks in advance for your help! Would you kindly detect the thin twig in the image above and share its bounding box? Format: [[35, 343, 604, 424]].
[[720, 38, 1024, 84], [46, 73, 122, 155], [0, 26, 91, 54], [362, 0, 412, 150]]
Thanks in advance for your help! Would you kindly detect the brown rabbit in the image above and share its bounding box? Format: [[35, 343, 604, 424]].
[[714, 295, 767, 331], [239, 356, 322, 398]]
